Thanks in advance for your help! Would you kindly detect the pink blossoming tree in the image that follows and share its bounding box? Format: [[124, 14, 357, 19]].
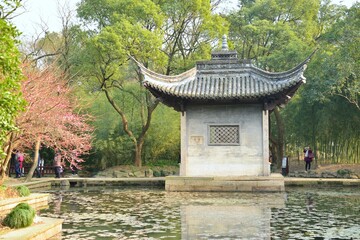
[[1, 62, 93, 180]]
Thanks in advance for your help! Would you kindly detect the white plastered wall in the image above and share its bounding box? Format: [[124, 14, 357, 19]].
[[180, 104, 270, 177]]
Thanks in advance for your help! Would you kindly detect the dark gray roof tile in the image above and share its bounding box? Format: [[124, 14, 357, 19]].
[[134, 49, 313, 108]]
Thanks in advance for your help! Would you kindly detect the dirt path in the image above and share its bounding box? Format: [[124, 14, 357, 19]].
[[287, 160, 360, 175]]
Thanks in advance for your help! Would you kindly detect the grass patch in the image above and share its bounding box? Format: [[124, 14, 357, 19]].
[[2, 203, 36, 229], [15, 186, 31, 197]]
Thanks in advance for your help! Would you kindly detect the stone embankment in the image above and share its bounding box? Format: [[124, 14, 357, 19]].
[[93, 165, 179, 178], [93, 164, 360, 179]]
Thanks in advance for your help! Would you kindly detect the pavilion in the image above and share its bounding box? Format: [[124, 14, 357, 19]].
[[135, 36, 311, 192]]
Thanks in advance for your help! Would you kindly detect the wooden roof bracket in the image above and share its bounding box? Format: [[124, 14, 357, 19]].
[[263, 99, 276, 111]]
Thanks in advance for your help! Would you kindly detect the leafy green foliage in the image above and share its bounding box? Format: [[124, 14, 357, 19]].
[[228, 0, 360, 165], [77, 80, 180, 169], [3, 203, 36, 229], [337, 169, 352, 176], [280, 3, 360, 164], [77, 88, 133, 169], [144, 104, 180, 165], [0, 5, 25, 158], [227, 0, 321, 164], [15, 185, 31, 197], [317, 3, 359, 109], [158, 0, 228, 74], [77, 0, 164, 30], [227, 0, 318, 70], [72, 0, 227, 167]]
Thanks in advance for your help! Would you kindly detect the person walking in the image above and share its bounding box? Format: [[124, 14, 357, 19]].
[[18, 152, 24, 177], [9, 150, 16, 177], [71, 163, 78, 176], [304, 147, 314, 171], [14, 150, 21, 178], [53, 152, 62, 178], [281, 156, 288, 176], [35, 152, 43, 178]]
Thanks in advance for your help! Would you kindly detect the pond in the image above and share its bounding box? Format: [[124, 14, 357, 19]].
[[40, 186, 360, 240]]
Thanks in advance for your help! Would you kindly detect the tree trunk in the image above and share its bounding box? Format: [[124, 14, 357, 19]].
[[0, 132, 16, 180], [25, 136, 41, 182], [311, 104, 317, 166], [1, 150, 12, 180], [274, 107, 285, 169], [134, 142, 143, 167]]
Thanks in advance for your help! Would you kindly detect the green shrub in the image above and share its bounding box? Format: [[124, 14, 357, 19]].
[[146, 159, 180, 167], [16, 186, 31, 197], [3, 203, 36, 229], [337, 169, 352, 176], [153, 170, 161, 177]]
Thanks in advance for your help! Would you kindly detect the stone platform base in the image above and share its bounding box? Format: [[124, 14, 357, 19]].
[[165, 174, 285, 192]]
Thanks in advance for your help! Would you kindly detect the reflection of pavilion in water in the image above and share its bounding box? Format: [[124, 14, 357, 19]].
[[178, 193, 285, 239]]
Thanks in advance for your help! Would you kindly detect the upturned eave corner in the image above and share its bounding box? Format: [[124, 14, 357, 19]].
[[130, 55, 197, 84]]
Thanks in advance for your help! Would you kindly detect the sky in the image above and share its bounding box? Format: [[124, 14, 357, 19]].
[[11, 0, 359, 39]]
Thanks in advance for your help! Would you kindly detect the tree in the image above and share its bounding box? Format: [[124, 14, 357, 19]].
[[0, 62, 93, 180], [0, 0, 26, 173], [77, 83, 181, 169], [22, 1, 78, 83], [74, 0, 165, 167], [319, 3, 359, 110], [74, 0, 228, 167], [157, 0, 228, 74], [144, 104, 180, 164], [280, 3, 360, 164], [227, 0, 320, 166]]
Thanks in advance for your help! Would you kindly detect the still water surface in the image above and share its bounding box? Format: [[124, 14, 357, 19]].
[[40, 186, 360, 239]]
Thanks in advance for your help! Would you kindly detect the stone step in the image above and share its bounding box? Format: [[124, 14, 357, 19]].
[[0, 217, 63, 240]]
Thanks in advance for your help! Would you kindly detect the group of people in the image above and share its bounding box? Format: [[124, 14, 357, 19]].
[[11, 149, 79, 178], [11, 150, 45, 178], [11, 149, 67, 178]]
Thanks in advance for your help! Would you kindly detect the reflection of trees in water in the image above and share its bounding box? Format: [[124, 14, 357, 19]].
[[271, 188, 360, 239], [309, 192, 360, 215]]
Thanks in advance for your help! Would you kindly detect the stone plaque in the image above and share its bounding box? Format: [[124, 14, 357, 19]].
[[190, 136, 204, 145]]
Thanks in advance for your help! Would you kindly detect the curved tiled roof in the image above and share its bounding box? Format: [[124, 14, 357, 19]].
[[141, 61, 306, 100], [134, 48, 313, 111]]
